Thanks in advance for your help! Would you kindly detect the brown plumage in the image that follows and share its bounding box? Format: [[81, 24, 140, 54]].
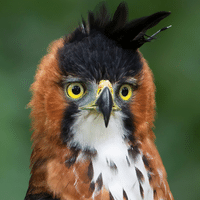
[[25, 3, 173, 200]]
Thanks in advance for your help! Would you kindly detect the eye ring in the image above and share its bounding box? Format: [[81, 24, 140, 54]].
[[119, 84, 133, 101], [66, 83, 85, 99]]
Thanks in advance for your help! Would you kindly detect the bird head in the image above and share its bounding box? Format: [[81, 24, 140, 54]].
[[29, 2, 171, 157]]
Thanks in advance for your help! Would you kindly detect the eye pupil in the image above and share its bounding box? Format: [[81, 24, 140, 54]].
[[121, 87, 129, 96], [72, 85, 81, 95]]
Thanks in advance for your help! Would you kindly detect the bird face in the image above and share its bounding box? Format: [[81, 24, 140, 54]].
[[62, 73, 138, 151], [64, 78, 137, 128]]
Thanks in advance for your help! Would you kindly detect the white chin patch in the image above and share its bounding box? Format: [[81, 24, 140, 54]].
[[71, 110, 153, 200], [70, 110, 127, 150]]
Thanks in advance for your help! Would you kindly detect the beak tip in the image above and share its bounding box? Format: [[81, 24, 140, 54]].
[[105, 121, 109, 128], [104, 115, 110, 128]]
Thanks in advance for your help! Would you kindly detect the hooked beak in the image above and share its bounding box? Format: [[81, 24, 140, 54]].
[[96, 87, 113, 128], [79, 80, 121, 128]]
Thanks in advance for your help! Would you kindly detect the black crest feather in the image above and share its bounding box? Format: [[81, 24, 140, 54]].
[[68, 2, 171, 49]]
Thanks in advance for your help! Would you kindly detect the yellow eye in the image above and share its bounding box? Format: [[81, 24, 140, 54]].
[[119, 84, 133, 101], [66, 83, 84, 99]]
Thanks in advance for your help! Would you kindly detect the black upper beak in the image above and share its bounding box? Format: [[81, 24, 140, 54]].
[[96, 87, 113, 128]]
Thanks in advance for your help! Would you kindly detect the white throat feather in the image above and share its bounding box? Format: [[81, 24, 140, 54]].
[[70, 110, 153, 200]]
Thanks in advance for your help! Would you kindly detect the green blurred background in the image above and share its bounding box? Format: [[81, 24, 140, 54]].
[[1, 0, 200, 199]]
